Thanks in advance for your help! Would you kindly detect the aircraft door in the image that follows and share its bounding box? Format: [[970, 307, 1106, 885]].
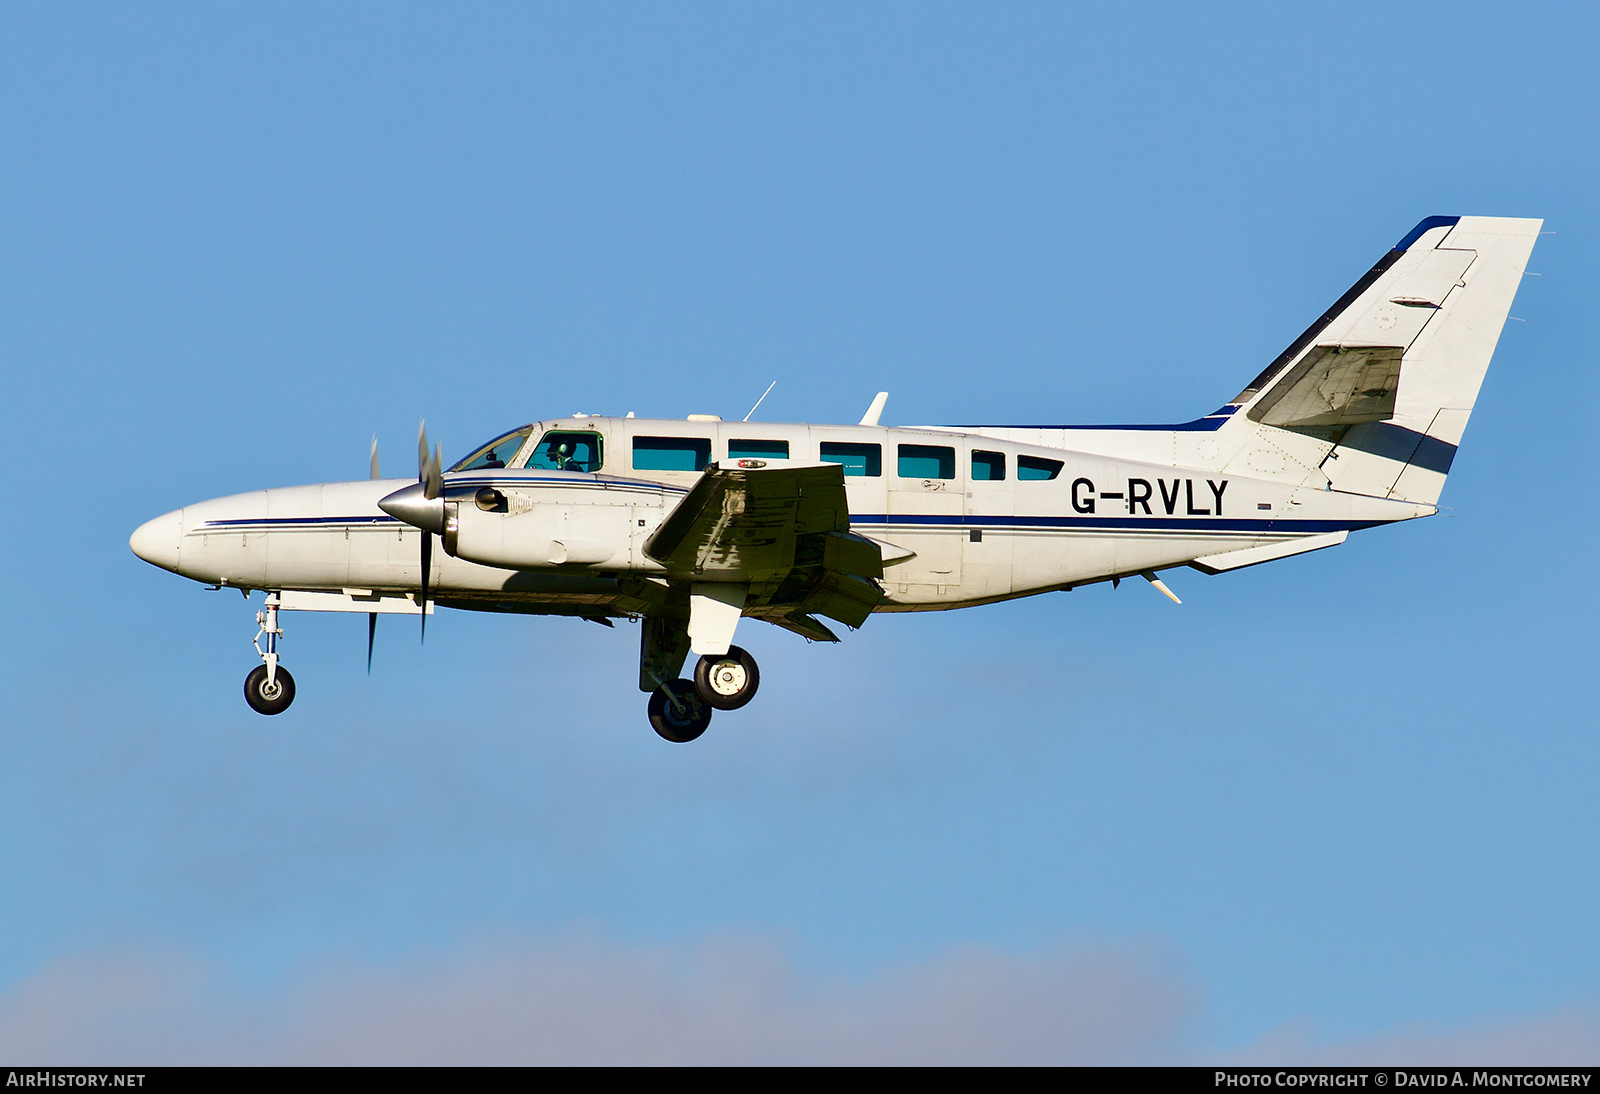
[[886, 442, 963, 589], [963, 448, 1016, 600]]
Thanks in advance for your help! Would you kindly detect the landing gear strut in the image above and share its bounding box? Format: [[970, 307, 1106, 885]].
[[638, 615, 713, 743], [639, 617, 764, 741], [245, 592, 296, 715], [647, 679, 712, 742]]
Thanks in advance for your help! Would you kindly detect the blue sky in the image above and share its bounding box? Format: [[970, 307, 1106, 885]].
[[2, 1, 1597, 1063]]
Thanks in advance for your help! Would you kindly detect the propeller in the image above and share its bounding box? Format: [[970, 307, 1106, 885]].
[[368, 436, 381, 669], [417, 422, 444, 643], [376, 421, 449, 644]]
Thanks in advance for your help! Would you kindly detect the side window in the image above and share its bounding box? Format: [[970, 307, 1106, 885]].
[[1017, 455, 1064, 481], [820, 442, 881, 477], [633, 436, 711, 472], [972, 450, 1006, 481], [527, 431, 603, 472], [729, 438, 789, 460], [898, 444, 955, 480]]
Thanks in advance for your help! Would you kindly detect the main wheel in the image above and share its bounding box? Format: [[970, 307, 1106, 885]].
[[694, 645, 760, 711], [648, 678, 712, 742], [244, 664, 296, 715]]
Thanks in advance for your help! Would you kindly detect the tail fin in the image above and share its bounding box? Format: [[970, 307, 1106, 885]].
[[1225, 215, 1541, 504]]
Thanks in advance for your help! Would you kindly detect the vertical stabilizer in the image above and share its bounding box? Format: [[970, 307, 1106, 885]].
[[1223, 216, 1540, 504]]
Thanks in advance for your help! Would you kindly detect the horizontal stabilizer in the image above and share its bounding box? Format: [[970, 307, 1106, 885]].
[[1189, 531, 1348, 574]]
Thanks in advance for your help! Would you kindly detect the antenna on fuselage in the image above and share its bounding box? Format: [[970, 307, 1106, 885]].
[[743, 381, 777, 422], [1142, 571, 1183, 604], [859, 392, 889, 427]]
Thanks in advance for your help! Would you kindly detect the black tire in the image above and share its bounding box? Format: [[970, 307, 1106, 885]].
[[648, 678, 712, 742], [694, 645, 760, 711], [244, 664, 296, 715]]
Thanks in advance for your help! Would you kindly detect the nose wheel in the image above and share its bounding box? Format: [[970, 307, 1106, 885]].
[[245, 592, 297, 715], [694, 645, 760, 710], [245, 663, 296, 715]]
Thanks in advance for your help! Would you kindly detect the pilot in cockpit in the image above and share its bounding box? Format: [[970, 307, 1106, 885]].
[[551, 442, 577, 471], [481, 450, 505, 469]]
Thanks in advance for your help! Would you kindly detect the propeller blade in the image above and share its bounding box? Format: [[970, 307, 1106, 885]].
[[425, 441, 443, 500], [367, 611, 377, 672], [420, 529, 432, 643], [370, 436, 381, 480], [413, 422, 440, 641]]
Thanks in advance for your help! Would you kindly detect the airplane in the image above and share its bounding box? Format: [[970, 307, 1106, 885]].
[[130, 215, 1541, 742]]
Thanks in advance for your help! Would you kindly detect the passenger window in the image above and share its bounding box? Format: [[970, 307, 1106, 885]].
[[898, 444, 955, 480], [729, 438, 789, 460], [820, 442, 881, 477], [633, 436, 711, 472], [972, 450, 1006, 481], [1017, 455, 1064, 481], [527, 431, 603, 472]]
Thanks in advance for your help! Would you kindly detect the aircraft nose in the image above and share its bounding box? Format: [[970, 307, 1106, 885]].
[[130, 509, 183, 573]]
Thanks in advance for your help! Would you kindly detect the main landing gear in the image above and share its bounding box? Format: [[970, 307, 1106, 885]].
[[639, 617, 761, 743], [647, 679, 712, 742], [644, 646, 762, 743], [694, 645, 760, 710], [245, 592, 296, 715]]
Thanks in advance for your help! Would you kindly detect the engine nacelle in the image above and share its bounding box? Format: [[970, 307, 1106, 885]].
[[441, 493, 618, 569]]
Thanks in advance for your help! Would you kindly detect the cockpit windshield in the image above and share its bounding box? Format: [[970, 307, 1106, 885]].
[[449, 426, 534, 472]]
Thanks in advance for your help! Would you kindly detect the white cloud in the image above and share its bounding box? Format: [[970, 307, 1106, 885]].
[[0, 933, 1193, 1065], [6, 934, 1597, 1065]]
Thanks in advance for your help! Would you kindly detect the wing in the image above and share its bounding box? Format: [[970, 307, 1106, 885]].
[[643, 463, 886, 632]]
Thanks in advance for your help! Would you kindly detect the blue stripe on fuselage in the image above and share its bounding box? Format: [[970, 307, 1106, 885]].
[[957, 405, 1242, 432], [199, 515, 401, 528], [851, 514, 1386, 534], [201, 513, 1388, 536]]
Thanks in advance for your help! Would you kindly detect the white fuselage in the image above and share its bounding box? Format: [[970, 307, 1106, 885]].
[[130, 415, 1431, 618]]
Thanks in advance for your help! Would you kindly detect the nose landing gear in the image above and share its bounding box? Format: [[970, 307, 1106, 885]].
[[245, 592, 296, 715]]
